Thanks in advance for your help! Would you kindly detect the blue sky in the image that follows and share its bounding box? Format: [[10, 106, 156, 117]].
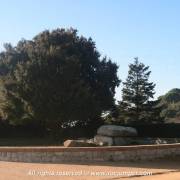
[[0, 0, 180, 100]]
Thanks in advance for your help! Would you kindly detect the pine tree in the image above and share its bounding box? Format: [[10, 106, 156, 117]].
[[119, 57, 161, 124]]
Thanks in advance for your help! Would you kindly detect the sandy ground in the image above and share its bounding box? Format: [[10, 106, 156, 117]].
[[0, 160, 180, 180]]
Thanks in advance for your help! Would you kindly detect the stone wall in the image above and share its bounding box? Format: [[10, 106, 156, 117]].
[[0, 143, 180, 163]]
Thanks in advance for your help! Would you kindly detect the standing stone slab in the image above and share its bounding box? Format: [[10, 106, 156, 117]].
[[114, 137, 129, 145], [94, 135, 113, 146]]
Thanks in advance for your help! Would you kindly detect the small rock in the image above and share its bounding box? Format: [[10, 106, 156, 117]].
[[63, 139, 97, 147]]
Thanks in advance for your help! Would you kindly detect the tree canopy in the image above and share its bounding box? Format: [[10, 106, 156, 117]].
[[158, 88, 180, 123], [0, 28, 120, 133]]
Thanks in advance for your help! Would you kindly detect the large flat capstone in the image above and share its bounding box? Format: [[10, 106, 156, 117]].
[[97, 125, 137, 137]]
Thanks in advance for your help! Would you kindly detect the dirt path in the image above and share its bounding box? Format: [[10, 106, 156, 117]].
[[0, 160, 179, 180]]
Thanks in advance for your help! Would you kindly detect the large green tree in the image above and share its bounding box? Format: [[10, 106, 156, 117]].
[[0, 28, 120, 133], [117, 58, 162, 124], [158, 88, 180, 123]]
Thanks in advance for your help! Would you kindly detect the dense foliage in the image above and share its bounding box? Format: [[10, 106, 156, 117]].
[[0, 28, 120, 135], [158, 88, 180, 123]]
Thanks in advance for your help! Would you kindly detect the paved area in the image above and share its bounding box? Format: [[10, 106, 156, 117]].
[[0, 160, 179, 179]]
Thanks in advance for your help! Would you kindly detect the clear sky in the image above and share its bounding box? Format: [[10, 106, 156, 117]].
[[0, 0, 180, 101]]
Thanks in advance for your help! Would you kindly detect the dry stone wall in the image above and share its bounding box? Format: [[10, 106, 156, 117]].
[[0, 144, 180, 163]]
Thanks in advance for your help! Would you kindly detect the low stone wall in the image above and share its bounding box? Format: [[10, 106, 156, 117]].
[[0, 143, 180, 163]]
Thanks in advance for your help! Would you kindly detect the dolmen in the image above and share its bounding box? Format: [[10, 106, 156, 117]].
[[94, 125, 138, 146], [63, 125, 138, 147]]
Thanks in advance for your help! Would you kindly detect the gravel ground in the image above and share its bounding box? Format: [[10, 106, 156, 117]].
[[0, 160, 179, 180]]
